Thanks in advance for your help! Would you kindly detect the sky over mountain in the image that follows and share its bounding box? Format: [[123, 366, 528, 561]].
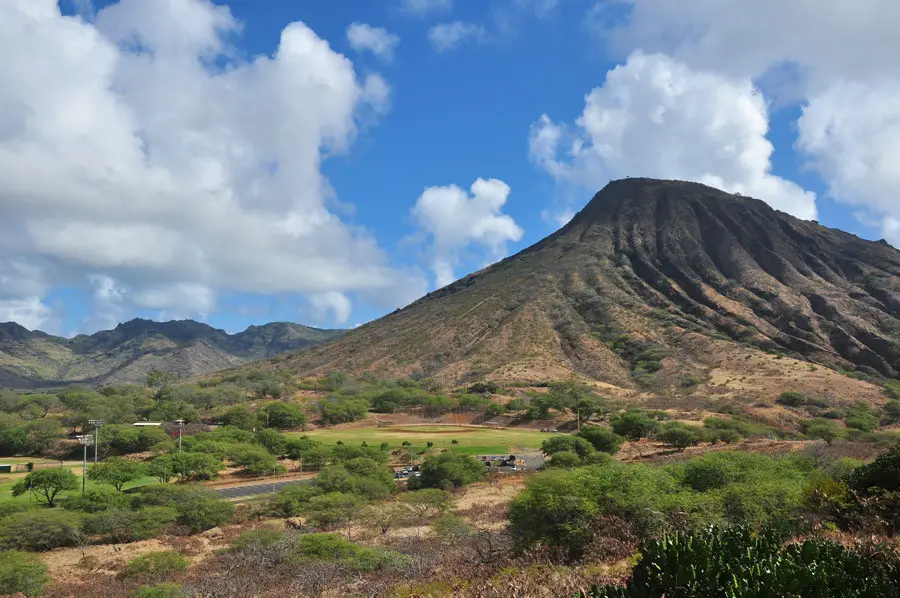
[[0, 0, 897, 336]]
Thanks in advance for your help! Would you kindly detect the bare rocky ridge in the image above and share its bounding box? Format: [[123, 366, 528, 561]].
[[261, 178, 900, 405], [0, 318, 343, 389]]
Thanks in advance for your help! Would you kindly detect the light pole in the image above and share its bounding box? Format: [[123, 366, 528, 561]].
[[174, 419, 185, 453], [76, 434, 94, 495], [88, 420, 103, 463]]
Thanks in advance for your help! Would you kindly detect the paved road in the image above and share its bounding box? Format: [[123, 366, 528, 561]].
[[215, 478, 312, 499]]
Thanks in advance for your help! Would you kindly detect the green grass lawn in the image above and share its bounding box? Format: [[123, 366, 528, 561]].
[[0, 471, 157, 506], [289, 425, 553, 451]]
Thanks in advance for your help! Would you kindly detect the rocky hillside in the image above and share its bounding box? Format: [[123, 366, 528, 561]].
[[256, 178, 900, 408], [0, 319, 343, 389]]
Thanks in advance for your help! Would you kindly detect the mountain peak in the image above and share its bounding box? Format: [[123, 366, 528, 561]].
[[258, 180, 900, 405]]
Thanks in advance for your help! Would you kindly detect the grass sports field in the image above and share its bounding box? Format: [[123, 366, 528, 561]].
[[0, 468, 156, 505], [290, 424, 555, 453]]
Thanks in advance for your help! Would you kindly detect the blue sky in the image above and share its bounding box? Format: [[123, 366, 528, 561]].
[[0, 0, 897, 336]]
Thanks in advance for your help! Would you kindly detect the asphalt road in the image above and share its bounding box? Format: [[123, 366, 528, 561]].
[[215, 477, 312, 499]]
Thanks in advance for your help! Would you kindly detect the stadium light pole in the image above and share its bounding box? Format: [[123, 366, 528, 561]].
[[88, 419, 103, 463], [76, 435, 93, 495], [174, 419, 185, 453]]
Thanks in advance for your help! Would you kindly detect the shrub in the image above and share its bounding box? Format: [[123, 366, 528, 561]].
[[229, 528, 285, 551], [83, 507, 177, 543], [316, 458, 395, 500], [412, 453, 485, 490], [293, 533, 411, 572], [777, 391, 807, 407], [132, 583, 186, 598], [548, 451, 581, 468], [0, 550, 49, 597], [582, 526, 900, 598], [610, 410, 660, 440], [120, 551, 189, 580], [63, 488, 134, 513], [400, 489, 454, 520], [0, 509, 83, 551], [267, 484, 322, 517], [303, 492, 365, 530], [130, 485, 234, 533], [577, 426, 625, 455], [849, 444, 900, 493], [176, 492, 235, 533]]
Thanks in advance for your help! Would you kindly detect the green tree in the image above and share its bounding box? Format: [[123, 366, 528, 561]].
[[541, 435, 596, 458], [304, 492, 364, 537], [610, 410, 660, 440], [806, 420, 846, 445], [88, 457, 145, 491], [263, 402, 307, 430], [146, 369, 176, 399], [400, 489, 453, 521], [12, 469, 78, 507], [414, 453, 485, 489], [0, 551, 49, 597], [255, 428, 287, 456], [147, 454, 175, 483], [577, 426, 624, 455], [170, 452, 222, 481], [220, 405, 256, 430], [657, 422, 703, 451]]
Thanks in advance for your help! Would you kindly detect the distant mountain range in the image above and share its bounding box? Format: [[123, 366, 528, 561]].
[[245, 178, 899, 407], [0, 318, 344, 389]]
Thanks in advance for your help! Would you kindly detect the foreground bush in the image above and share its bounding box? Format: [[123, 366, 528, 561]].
[[510, 453, 809, 559], [581, 526, 900, 598], [0, 550, 49, 597], [0, 509, 83, 551], [120, 551, 189, 580], [131, 484, 235, 533], [132, 583, 186, 598], [82, 507, 177, 543]]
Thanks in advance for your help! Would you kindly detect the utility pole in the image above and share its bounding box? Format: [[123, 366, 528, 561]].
[[88, 420, 103, 463], [174, 419, 185, 453], [76, 435, 93, 495]]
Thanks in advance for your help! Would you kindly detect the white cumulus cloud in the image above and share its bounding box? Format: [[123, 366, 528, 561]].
[[399, 0, 453, 16], [0, 0, 424, 331], [529, 51, 817, 220], [591, 0, 900, 241], [412, 178, 524, 288], [346, 23, 400, 63], [428, 21, 487, 52], [308, 291, 353, 326]]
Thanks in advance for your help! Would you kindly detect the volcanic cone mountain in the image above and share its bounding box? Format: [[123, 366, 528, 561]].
[[268, 178, 900, 405]]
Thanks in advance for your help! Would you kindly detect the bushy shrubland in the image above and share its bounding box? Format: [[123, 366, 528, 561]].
[[510, 451, 811, 559]]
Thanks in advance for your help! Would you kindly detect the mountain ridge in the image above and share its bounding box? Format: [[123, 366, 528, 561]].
[[0, 318, 344, 389], [245, 178, 899, 409]]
